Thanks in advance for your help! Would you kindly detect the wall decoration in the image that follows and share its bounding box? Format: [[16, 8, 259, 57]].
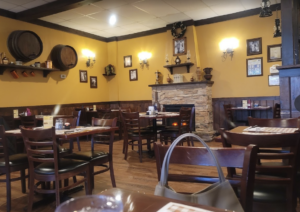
[[129, 69, 138, 81], [246, 57, 263, 77], [246, 37, 262, 56], [124, 55, 132, 68], [90, 76, 97, 88], [173, 37, 187, 56], [80, 70, 88, 82], [267, 44, 282, 62], [268, 75, 279, 86], [171, 22, 187, 38], [104, 64, 115, 75]]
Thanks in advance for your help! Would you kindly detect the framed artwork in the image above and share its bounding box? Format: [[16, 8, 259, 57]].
[[79, 70, 87, 83], [90, 76, 97, 88], [268, 75, 280, 86], [267, 44, 282, 62], [173, 37, 187, 56], [129, 69, 138, 81], [124, 55, 132, 68], [246, 37, 262, 56], [246, 57, 263, 77]]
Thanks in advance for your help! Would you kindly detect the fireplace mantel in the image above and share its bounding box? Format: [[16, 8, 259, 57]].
[[149, 81, 214, 88]]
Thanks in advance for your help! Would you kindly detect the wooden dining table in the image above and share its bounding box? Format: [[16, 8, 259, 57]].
[[98, 188, 231, 212]]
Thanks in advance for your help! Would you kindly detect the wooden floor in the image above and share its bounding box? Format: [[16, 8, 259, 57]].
[[0, 137, 299, 212]]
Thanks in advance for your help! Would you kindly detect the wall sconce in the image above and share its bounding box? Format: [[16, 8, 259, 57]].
[[219, 38, 239, 60], [259, 0, 272, 17], [273, 8, 281, 37], [138, 52, 152, 67], [82, 49, 96, 67]]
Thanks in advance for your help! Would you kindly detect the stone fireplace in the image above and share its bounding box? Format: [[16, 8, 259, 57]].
[[149, 81, 214, 141]]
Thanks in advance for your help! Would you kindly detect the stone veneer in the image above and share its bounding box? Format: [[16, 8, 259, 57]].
[[149, 81, 215, 142]]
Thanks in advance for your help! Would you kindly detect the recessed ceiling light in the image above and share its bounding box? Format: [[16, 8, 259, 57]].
[[109, 15, 117, 25]]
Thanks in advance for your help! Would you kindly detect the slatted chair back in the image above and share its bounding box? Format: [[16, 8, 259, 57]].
[[21, 127, 59, 175], [97, 109, 112, 119], [121, 112, 140, 135], [248, 116, 299, 128], [0, 125, 10, 171], [273, 103, 281, 118], [178, 107, 192, 134], [19, 115, 37, 128], [73, 110, 81, 126], [154, 143, 258, 212]]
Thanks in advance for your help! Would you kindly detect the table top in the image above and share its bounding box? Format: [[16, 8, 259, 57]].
[[230, 106, 271, 111], [14, 115, 74, 120], [139, 112, 179, 119], [99, 188, 229, 212], [5, 126, 118, 139]]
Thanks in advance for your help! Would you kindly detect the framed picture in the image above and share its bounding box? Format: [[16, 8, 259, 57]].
[[90, 76, 97, 88], [79, 70, 87, 83], [246, 37, 262, 56], [129, 69, 138, 81], [124, 55, 132, 68], [173, 37, 187, 56], [268, 75, 280, 86], [246, 57, 263, 77], [267, 44, 282, 62]]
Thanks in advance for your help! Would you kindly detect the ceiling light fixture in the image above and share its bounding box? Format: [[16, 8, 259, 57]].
[[259, 0, 272, 17], [109, 15, 117, 25]]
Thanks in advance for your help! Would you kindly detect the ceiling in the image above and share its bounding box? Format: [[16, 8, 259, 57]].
[[0, 0, 281, 38]]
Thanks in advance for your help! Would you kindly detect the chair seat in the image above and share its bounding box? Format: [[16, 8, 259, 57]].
[[64, 151, 108, 161], [39, 145, 70, 154], [34, 158, 88, 175], [0, 153, 28, 166], [129, 130, 155, 136]]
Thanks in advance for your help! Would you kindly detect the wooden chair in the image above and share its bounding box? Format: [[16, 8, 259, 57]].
[[154, 142, 258, 212], [121, 111, 155, 162], [64, 118, 117, 188], [223, 104, 247, 129], [273, 103, 281, 118], [118, 107, 131, 140], [21, 126, 91, 211], [159, 107, 192, 146], [19, 115, 37, 128], [248, 116, 299, 128], [0, 125, 28, 212], [220, 129, 300, 212]]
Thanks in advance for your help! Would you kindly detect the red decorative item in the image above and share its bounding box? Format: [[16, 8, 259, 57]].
[[26, 108, 31, 116], [30, 71, 35, 76], [22, 71, 28, 77], [247, 100, 251, 108], [10, 70, 19, 79]]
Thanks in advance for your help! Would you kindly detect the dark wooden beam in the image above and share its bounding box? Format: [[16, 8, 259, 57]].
[[0, 8, 15, 19], [16, 0, 102, 21]]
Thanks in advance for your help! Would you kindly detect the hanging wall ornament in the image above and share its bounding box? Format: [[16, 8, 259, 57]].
[[171, 22, 187, 38]]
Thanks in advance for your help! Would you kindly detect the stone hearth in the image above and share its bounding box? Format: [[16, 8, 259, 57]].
[[149, 81, 215, 141]]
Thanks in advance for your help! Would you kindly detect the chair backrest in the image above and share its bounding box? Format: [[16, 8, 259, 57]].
[[0, 125, 10, 171], [154, 143, 258, 212], [97, 109, 112, 119], [223, 104, 234, 122], [189, 106, 195, 132], [19, 115, 37, 128], [273, 103, 281, 118], [91, 117, 117, 151], [120, 112, 140, 135], [21, 126, 59, 175], [73, 110, 81, 126], [248, 116, 299, 128], [53, 117, 77, 128], [178, 107, 192, 133]]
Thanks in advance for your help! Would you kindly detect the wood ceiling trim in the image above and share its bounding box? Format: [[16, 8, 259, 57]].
[[16, 0, 103, 21]]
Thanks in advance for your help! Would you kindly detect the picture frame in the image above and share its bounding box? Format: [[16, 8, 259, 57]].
[[268, 75, 280, 86], [124, 55, 132, 68], [129, 69, 138, 81], [173, 37, 187, 56], [267, 44, 282, 62], [246, 57, 263, 77], [246, 37, 262, 56], [79, 70, 87, 83], [90, 76, 97, 88]]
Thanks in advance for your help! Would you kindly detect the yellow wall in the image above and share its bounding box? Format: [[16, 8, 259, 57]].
[[0, 16, 108, 107], [0, 13, 281, 107]]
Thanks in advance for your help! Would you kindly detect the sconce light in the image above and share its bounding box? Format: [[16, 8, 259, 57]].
[[219, 38, 239, 60], [138, 52, 152, 67], [259, 0, 272, 17], [82, 49, 96, 67], [273, 8, 281, 37]]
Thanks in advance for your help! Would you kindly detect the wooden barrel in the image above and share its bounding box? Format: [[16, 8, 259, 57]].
[[51, 45, 77, 71], [7, 30, 43, 62]]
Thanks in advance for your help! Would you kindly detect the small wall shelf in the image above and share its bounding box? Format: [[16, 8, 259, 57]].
[[0, 64, 59, 78], [163, 63, 194, 74], [103, 73, 116, 76]]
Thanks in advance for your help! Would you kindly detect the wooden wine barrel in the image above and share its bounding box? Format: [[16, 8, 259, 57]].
[[7, 30, 43, 62], [51, 45, 77, 71]]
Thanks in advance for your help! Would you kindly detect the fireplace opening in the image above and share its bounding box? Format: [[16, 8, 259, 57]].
[[163, 104, 195, 131]]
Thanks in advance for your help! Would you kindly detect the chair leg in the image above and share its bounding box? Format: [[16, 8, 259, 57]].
[[20, 169, 26, 193], [64, 178, 69, 187], [138, 139, 143, 163], [85, 168, 92, 195], [55, 181, 60, 207], [27, 173, 35, 212], [147, 139, 151, 151], [6, 172, 11, 212], [90, 165, 94, 189], [76, 138, 81, 151], [109, 159, 116, 187], [190, 137, 194, 146], [124, 138, 128, 160]]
